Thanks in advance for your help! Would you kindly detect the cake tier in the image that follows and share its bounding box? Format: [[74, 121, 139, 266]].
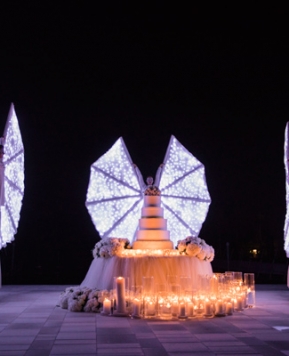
[[138, 217, 167, 229], [144, 195, 161, 207], [136, 230, 170, 241], [133, 240, 174, 250], [141, 207, 164, 218]]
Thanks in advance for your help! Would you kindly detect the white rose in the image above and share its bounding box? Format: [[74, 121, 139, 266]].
[[196, 247, 207, 260], [177, 240, 187, 252], [186, 243, 202, 256]]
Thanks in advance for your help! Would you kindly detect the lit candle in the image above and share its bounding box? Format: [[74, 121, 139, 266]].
[[103, 298, 111, 314], [226, 302, 233, 315], [247, 288, 255, 307], [147, 300, 155, 315], [241, 292, 246, 308], [215, 300, 224, 315], [205, 300, 211, 315], [179, 302, 186, 317], [172, 301, 178, 316], [187, 302, 194, 317], [163, 302, 171, 315], [116, 277, 126, 313], [132, 298, 141, 316], [236, 296, 243, 311]]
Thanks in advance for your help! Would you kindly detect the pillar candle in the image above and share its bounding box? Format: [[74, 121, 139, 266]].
[[187, 302, 194, 317], [147, 300, 155, 315], [215, 300, 224, 315], [172, 302, 178, 316], [236, 296, 243, 311], [226, 302, 233, 315], [103, 298, 111, 314], [116, 277, 126, 313], [133, 298, 141, 316], [179, 302, 186, 317], [205, 300, 211, 315]]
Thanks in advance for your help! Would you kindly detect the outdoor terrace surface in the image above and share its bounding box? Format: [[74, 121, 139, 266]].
[[0, 284, 288, 355]]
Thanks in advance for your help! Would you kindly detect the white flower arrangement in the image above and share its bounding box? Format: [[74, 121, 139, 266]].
[[92, 237, 132, 258], [176, 236, 215, 262], [57, 286, 106, 313]]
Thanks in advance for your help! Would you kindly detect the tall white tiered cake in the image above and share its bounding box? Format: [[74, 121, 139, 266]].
[[133, 193, 174, 250]]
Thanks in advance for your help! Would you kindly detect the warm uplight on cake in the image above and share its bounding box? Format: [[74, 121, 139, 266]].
[[133, 195, 174, 250]]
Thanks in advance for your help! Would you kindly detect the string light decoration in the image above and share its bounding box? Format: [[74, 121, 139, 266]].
[[86, 135, 211, 246], [159, 136, 211, 245], [0, 104, 25, 249], [284, 123, 289, 257], [86, 138, 143, 240]]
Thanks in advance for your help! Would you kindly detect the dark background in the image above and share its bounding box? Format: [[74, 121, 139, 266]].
[[0, 4, 288, 284]]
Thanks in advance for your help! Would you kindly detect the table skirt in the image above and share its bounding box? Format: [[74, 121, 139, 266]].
[[81, 255, 213, 291]]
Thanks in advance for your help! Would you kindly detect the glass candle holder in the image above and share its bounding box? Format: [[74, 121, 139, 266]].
[[225, 300, 233, 315], [244, 273, 255, 308], [143, 295, 157, 318], [214, 298, 226, 316], [178, 298, 187, 319], [193, 294, 205, 317], [142, 276, 154, 295], [142, 276, 156, 318], [109, 289, 115, 314], [234, 294, 244, 311], [179, 276, 191, 293], [167, 275, 180, 296], [186, 301, 196, 318], [158, 291, 172, 320], [201, 298, 212, 318], [210, 274, 219, 295], [170, 298, 179, 317], [233, 271, 243, 285], [131, 298, 142, 318]]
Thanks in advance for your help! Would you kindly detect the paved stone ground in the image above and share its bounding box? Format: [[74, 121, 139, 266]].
[[0, 284, 288, 355]]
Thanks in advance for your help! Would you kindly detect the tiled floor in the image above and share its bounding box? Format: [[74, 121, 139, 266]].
[[0, 285, 288, 355]]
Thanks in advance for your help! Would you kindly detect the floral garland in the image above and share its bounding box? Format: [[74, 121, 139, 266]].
[[176, 236, 215, 262], [58, 286, 105, 312], [92, 237, 132, 258]]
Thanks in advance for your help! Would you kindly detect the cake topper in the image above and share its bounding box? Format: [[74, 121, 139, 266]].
[[146, 176, 153, 186], [144, 176, 161, 196]]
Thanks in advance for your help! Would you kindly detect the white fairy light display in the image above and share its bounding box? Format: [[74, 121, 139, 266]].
[[86, 135, 211, 246], [0, 104, 25, 249], [0, 104, 24, 288], [284, 123, 289, 288], [284, 122, 289, 258], [159, 136, 211, 243], [86, 138, 143, 240]]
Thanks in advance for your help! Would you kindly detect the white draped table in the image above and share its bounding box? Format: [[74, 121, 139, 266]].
[[81, 255, 213, 291]]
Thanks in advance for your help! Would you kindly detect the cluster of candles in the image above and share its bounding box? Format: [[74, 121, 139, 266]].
[[100, 272, 255, 320], [121, 249, 180, 257]]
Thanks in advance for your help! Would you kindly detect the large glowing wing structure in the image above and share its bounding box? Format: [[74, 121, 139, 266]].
[[158, 135, 211, 246], [86, 137, 143, 241], [284, 123, 289, 257], [0, 104, 25, 249]]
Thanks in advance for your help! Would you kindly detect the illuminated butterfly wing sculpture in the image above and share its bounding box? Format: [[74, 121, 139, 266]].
[[284, 123, 289, 259], [86, 135, 211, 247], [0, 104, 25, 249]]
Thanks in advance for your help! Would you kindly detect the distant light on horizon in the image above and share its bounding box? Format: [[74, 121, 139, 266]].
[[249, 249, 258, 257]]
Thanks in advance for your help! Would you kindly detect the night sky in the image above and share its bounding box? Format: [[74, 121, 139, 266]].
[[0, 4, 288, 284]]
